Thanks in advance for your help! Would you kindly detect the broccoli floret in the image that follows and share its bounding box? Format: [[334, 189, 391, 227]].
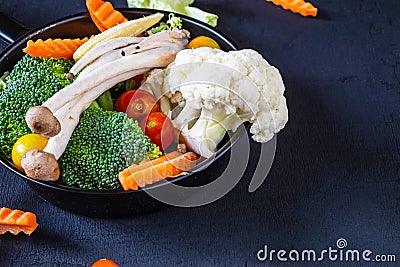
[[0, 80, 5, 92], [58, 103, 160, 190], [0, 72, 7, 92], [148, 143, 162, 160], [0, 55, 73, 160]]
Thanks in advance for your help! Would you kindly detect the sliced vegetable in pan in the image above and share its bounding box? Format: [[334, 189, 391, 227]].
[[119, 151, 198, 190], [73, 12, 164, 61], [187, 36, 220, 49], [22, 38, 90, 59]]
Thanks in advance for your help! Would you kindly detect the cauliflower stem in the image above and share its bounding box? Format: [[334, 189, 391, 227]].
[[176, 106, 243, 158]]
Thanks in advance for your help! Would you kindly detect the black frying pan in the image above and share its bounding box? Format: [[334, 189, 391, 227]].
[[0, 9, 243, 218]]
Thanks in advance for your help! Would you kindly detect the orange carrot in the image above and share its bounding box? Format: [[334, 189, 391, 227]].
[[266, 0, 318, 17], [23, 37, 90, 60], [119, 152, 198, 190], [91, 259, 119, 267], [86, 0, 128, 32], [0, 207, 38, 235]]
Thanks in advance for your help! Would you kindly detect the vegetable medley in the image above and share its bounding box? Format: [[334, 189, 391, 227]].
[[0, 0, 288, 191]]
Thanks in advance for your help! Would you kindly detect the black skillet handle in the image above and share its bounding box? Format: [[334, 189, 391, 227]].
[[0, 12, 31, 44]]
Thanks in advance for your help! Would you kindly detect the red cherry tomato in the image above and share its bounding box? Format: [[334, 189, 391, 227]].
[[133, 73, 145, 83], [115, 90, 159, 120], [140, 112, 175, 150], [126, 90, 159, 120], [115, 90, 135, 113], [91, 259, 119, 267]]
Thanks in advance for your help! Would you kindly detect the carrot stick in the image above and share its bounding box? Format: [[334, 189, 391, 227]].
[[86, 0, 128, 32], [119, 152, 198, 190], [266, 0, 318, 17], [0, 207, 38, 235], [23, 37, 90, 60]]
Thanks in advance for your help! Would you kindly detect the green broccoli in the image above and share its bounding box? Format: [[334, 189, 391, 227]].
[[0, 72, 8, 92], [58, 102, 161, 190], [1, 55, 161, 190], [0, 55, 73, 160]]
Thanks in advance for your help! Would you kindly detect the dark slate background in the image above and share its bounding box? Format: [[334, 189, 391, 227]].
[[1, 0, 399, 266]]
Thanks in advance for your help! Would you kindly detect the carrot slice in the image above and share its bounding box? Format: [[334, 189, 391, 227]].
[[119, 152, 198, 190], [0, 207, 38, 235], [91, 259, 119, 267], [266, 0, 318, 17], [23, 37, 90, 60], [86, 0, 128, 32]]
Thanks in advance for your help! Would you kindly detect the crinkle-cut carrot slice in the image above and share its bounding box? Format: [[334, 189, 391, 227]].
[[118, 152, 198, 190], [86, 0, 128, 32], [0, 207, 38, 235], [23, 37, 90, 59], [267, 0, 318, 17]]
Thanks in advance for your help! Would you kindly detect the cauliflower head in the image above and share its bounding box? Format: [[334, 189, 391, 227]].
[[138, 47, 288, 157], [167, 47, 288, 143]]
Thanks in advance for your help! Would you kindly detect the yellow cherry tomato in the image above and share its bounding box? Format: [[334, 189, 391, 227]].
[[187, 36, 221, 49], [11, 134, 48, 171]]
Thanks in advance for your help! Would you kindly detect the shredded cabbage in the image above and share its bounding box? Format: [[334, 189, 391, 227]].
[[148, 13, 183, 34], [127, 0, 218, 27]]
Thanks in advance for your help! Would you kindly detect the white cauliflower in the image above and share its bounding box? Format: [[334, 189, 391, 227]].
[[140, 47, 288, 157]]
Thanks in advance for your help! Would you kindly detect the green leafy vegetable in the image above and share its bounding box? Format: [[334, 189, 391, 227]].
[[96, 90, 114, 111], [148, 13, 183, 35], [127, 0, 218, 27]]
